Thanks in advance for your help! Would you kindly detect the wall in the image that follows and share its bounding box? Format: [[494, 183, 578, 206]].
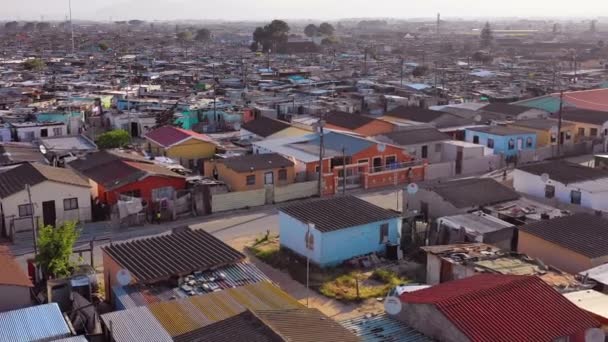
[[319, 218, 401, 267], [100, 176, 186, 205], [426, 254, 442, 285], [0, 285, 31, 312], [16, 124, 67, 142], [211, 188, 266, 213], [274, 181, 318, 203], [465, 130, 536, 156], [166, 140, 216, 165], [394, 303, 469, 342], [102, 250, 137, 305], [279, 212, 323, 263], [2, 181, 92, 230], [518, 231, 594, 274], [208, 161, 295, 192], [363, 164, 425, 189], [426, 161, 455, 180]]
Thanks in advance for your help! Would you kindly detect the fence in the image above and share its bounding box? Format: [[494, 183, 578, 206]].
[[274, 181, 318, 203], [211, 188, 267, 213]]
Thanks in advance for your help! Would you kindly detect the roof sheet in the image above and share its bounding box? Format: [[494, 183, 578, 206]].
[[580, 263, 608, 285], [564, 290, 608, 319], [102, 305, 173, 342], [0, 162, 89, 198], [280, 195, 400, 233], [242, 117, 292, 138], [376, 127, 451, 146], [0, 245, 32, 287], [173, 310, 278, 342], [519, 213, 608, 258], [556, 88, 608, 112], [556, 108, 608, 125], [221, 153, 294, 173], [0, 303, 71, 342], [384, 106, 448, 123], [340, 313, 432, 342], [102, 228, 245, 282], [145, 126, 212, 148], [466, 125, 534, 136], [124, 161, 185, 179], [400, 274, 599, 341], [481, 103, 534, 116], [422, 178, 520, 209], [325, 111, 378, 130], [517, 160, 608, 184]]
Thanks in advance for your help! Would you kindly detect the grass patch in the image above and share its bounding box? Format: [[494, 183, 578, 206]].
[[248, 236, 290, 269], [319, 269, 409, 301]]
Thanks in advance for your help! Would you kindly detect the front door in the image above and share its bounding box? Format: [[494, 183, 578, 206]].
[[42, 200, 56, 227], [455, 147, 463, 175], [130, 122, 139, 137], [264, 171, 274, 185]]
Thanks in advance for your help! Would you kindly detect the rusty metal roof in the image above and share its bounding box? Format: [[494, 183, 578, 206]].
[[102, 228, 245, 282]]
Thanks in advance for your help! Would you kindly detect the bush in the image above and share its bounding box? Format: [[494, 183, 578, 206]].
[[36, 221, 80, 279], [96, 129, 130, 149]]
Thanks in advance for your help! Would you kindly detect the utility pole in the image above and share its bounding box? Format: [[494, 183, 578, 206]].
[[25, 184, 38, 256], [400, 58, 404, 87], [342, 146, 347, 195], [68, 0, 75, 54], [557, 88, 564, 157], [317, 118, 325, 196], [306, 223, 312, 308]]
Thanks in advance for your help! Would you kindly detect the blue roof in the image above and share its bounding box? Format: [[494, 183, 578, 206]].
[[0, 303, 72, 342], [310, 132, 374, 156], [340, 313, 432, 342]]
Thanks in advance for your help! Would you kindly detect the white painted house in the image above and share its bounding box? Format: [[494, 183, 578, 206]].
[[11, 122, 67, 142], [514, 160, 608, 212], [0, 162, 91, 238]]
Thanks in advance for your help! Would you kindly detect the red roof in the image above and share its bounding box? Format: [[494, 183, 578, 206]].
[[0, 245, 32, 287], [400, 274, 599, 341], [144, 126, 213, 148], [551, 88, 608, 112]]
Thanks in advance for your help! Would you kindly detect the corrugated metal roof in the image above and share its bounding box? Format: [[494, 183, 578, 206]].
[[0, 303, 71, 342], [340, 314, 432, 342], [104, 281, 303, 339], [114, 262, 272, 310], [52, 336, 89, 342], [101, 306, 172, 342]]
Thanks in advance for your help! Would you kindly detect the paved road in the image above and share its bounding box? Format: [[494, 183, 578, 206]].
[[13, 186, 404, 268]]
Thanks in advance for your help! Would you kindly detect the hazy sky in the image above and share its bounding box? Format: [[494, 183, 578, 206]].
[[3, 0, 608, 21]]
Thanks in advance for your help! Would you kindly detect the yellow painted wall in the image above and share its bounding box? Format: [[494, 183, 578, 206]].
[[518, 231, 593, 274], [268, 126, 311, 139], [506, 125, 573, 147], [568, 121, 603, 142], [147, 139, 216, 165], [207, 161, 295, 192]]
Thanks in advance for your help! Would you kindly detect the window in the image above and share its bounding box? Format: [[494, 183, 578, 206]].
[[305, 231, 314, 250], [571, 190, 582, 205], [63, 198, 78, 211], [385, 156, 397, 168], [508, 139, 515, 150], [40, 128, 48, 137], [545, 185, 555, 199], [278, 169, 287, 181], [551, 133, 557, 143], [246, 175, 256, 185], [379, 223, 389, 243], [526, 137, 533, 148], [435, 143, 442, 153], [590, 128, 598, 137], [121, 190, 141, 198], [473, 135, 479, 144], [565, 131, 572, 140], [421, 145, 428, 159], [53, 127, 62, 136], [357, 159, 369, 165], [18, 204, 33, 217], [578, 127, 585, 136], [487, 138, 494, 148]]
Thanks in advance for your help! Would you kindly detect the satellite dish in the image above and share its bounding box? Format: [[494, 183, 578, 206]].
[[377, 144, 386, 153], [39, 145, 47, 155], [540, 173, 550, 183], [407, 183, 419, 195], [234, 123, 241, 131], [384, 296, 402, 315], [585, 328, 605, 342], [116, 269, 132, 286], [474, 114, 482, 123]]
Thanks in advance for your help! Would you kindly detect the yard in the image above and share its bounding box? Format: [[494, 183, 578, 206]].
[[248, 235, 411, 302]]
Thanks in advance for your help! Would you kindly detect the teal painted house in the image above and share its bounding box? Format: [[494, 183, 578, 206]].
[[465, 126, 537, 157], [279, 196, 401, 267]]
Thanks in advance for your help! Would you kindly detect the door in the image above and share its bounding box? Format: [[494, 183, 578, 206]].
[[264, 171, 274, 185], [130, 122, 139, 137], [473, 135, 479, 144], [42, 200, 56, 227], [455, 147, 463, 175], [517, 138, 523, 151]]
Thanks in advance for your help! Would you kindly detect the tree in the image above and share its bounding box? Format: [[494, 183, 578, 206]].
[[318, 22, 335, 36], [98, 42, 109, 51], [36, 221, 80, 279], [250, 41, 259, 52], [304, 24, 318, 37], [480, 22, 493, 48], [4, 21, 19, 31], [96, 129, 130, 149], [36, 22, 51, 31], [23, 58, 46, 71], [252, 19, 290, 52], [195, 28, 211, 42]]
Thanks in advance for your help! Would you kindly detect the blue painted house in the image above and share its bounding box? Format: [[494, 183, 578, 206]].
[[465, 126, 536, 157], [279, 195, 401, 267]]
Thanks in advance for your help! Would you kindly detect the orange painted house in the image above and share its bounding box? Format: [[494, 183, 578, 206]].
[[324, 111, 396, 137]]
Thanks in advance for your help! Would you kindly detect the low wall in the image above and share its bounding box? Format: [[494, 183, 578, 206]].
[[363, 165, 425, 189], [211, 188, 266, 213], [274, 181, 318, 203], [426, 162, 455, 180]]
